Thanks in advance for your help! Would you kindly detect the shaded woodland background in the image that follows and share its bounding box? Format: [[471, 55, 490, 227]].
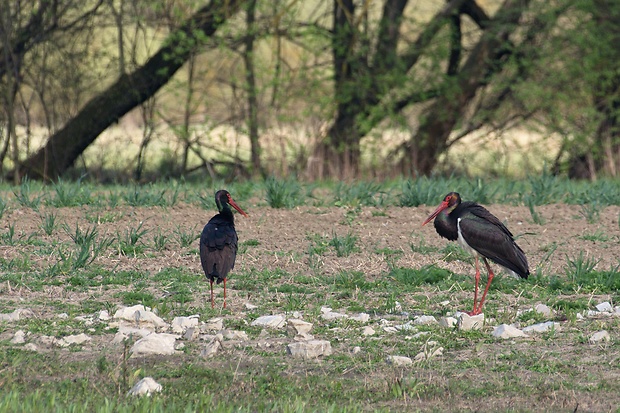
[[1, 0, 619, 183]]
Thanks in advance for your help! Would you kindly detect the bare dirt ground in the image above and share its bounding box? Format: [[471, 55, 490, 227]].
[[1, 201, 619, 412]]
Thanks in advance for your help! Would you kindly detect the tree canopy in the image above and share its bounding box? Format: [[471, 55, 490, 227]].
[[1, 0, 618, 182]]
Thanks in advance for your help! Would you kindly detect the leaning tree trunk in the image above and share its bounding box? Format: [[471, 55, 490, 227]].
[[402, 0, 529, 176], [16, 0, 245, 181]]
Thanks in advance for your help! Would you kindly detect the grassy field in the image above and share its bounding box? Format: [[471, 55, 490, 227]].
[[0, 176, 619, 412]]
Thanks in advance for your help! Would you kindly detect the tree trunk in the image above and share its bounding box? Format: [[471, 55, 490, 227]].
[[16, 0, 245, 181], [244, 0, 262, 176], [402, 0, 529, 176]]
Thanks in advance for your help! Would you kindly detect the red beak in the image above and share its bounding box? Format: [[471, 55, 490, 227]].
[[228, 196, 248, 217], [422, 200, 449, 226]]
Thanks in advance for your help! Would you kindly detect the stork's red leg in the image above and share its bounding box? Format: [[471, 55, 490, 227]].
[[468, 256, 481, 315], [223, 278, 227, 309], [210, 279, 215, 309], [475, 258, 495, 314]]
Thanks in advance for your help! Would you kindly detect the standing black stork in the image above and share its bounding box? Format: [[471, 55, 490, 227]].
[[200, 190, 248, 309], [422, 192, 529, 315]]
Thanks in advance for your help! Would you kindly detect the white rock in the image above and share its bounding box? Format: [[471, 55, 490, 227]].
[[286, 340, 332, 359], [201, 338, 222, 358], [492, 324, 526, 339], [614, 307, 620, 316], [244, 303, 258, 310], [383, 326, 398, 333], [352, 346, 362, 354], [287, 319, 313, 336], [395, 321, 417, 332], [24, 343, 38, 352], [113, 305, 167, 329], [439, 317, 457, 328], [584, 310, 600, 317], [171, 316, 199, 334], [183, 328, 199, 341], [251, 315, 286, 329], [293, 332, 315, 341], [98, 310, 110, 321], [321, 311, 348, 321], [203, 317, 224, 331], [361, 326, 375, 336], [386, 355, 412, 366], [0, 308, 34, 322], [350, 313, 370, 323], [131, 333, 179, 357], [534, 304, 553, 317], [589, 330, 611, 343], [221, 329, 249, 341], [57, 333, 91, 347], [57, 313, 69, 319], [38, 335, 58, 346], [320, 306, 332, 314], [522, 321, 559, 333], [457, 313, 484, 331], [439, 300, 451, 307], [127, 377, 162, 397], [412, 331, 431, 339], [413, 315, 437, 325], [595, 302, 612, 313], [11, 330, 26, 344]]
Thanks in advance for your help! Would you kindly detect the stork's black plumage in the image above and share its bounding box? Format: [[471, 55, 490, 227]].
[[200, 190, 248, 309], [422, 192, 529, 315]]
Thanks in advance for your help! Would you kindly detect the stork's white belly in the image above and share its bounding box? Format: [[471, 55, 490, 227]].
[[457, 218, 479, 257]]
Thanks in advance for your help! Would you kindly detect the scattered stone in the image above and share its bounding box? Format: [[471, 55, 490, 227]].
[[38, 335, 58, 347], [74, 315, 94, 326], [584, 310, 600, 317], [244, 302, 258, 310], [439, 300, 451, 307], [57, 313, 69, 319], [183, 328, 199, 341], [595, 302, 612, 313], [57, 333, 91, 347], [287, 319, 313, 336], [293, 332, 315, 341], [251, 315, 286, 329], [352, 346, 362, 354], [383, 326, 398, 333], [11, 330, 26, 344], [493, 324, 526, 339], [131, 333, 179, 357], [203, 317, 224, 331], [221, 329, 249, 341], [534, 304, 553, 318], [361, 326, 375, 336], [112, 326, 154, 344], [395, 321, 417, 332], [457, 313, 484, 331], [412, 331, 430, 339], [413, 315, 437, 325], [0, 308, 34, 322], [522, 321, 559, 334], [615, 307, 620, 317], [171, 315, 199, 334], [350, 313, 370, 323], [127, 377, 162, 397], [321, 310, 347, 321], [386, 355, 412, 366], [414, 347, 444, 362], [589, 330, 610, 344], [114, 305, 167, 329], [287, 340, 332, 359], [98, 310, 110, 321], [24, 343, 38, 352], [201, 338, 222, 358], [439, 317, 457, 328]]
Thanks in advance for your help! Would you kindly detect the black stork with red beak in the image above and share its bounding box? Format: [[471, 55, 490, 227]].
[[200, 190, 248, 309], [422, 192, 529, 315]]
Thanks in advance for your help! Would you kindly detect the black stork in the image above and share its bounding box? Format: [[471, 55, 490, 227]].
[[422, 192, 529, 315], [200, 190, 248, 309]]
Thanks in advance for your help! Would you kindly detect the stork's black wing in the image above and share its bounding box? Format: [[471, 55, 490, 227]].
[[199, 215, 238, 284], [458, 203, 529, 278]]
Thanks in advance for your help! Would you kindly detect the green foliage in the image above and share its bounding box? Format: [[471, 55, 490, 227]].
[[334, 181, 386, 207], [329, 232, 359, 257], [264, 176, 303, 208], [389, 264, 452, 288]]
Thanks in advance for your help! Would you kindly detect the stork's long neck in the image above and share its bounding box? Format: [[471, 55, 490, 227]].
[[434, 209, 458, 241]]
